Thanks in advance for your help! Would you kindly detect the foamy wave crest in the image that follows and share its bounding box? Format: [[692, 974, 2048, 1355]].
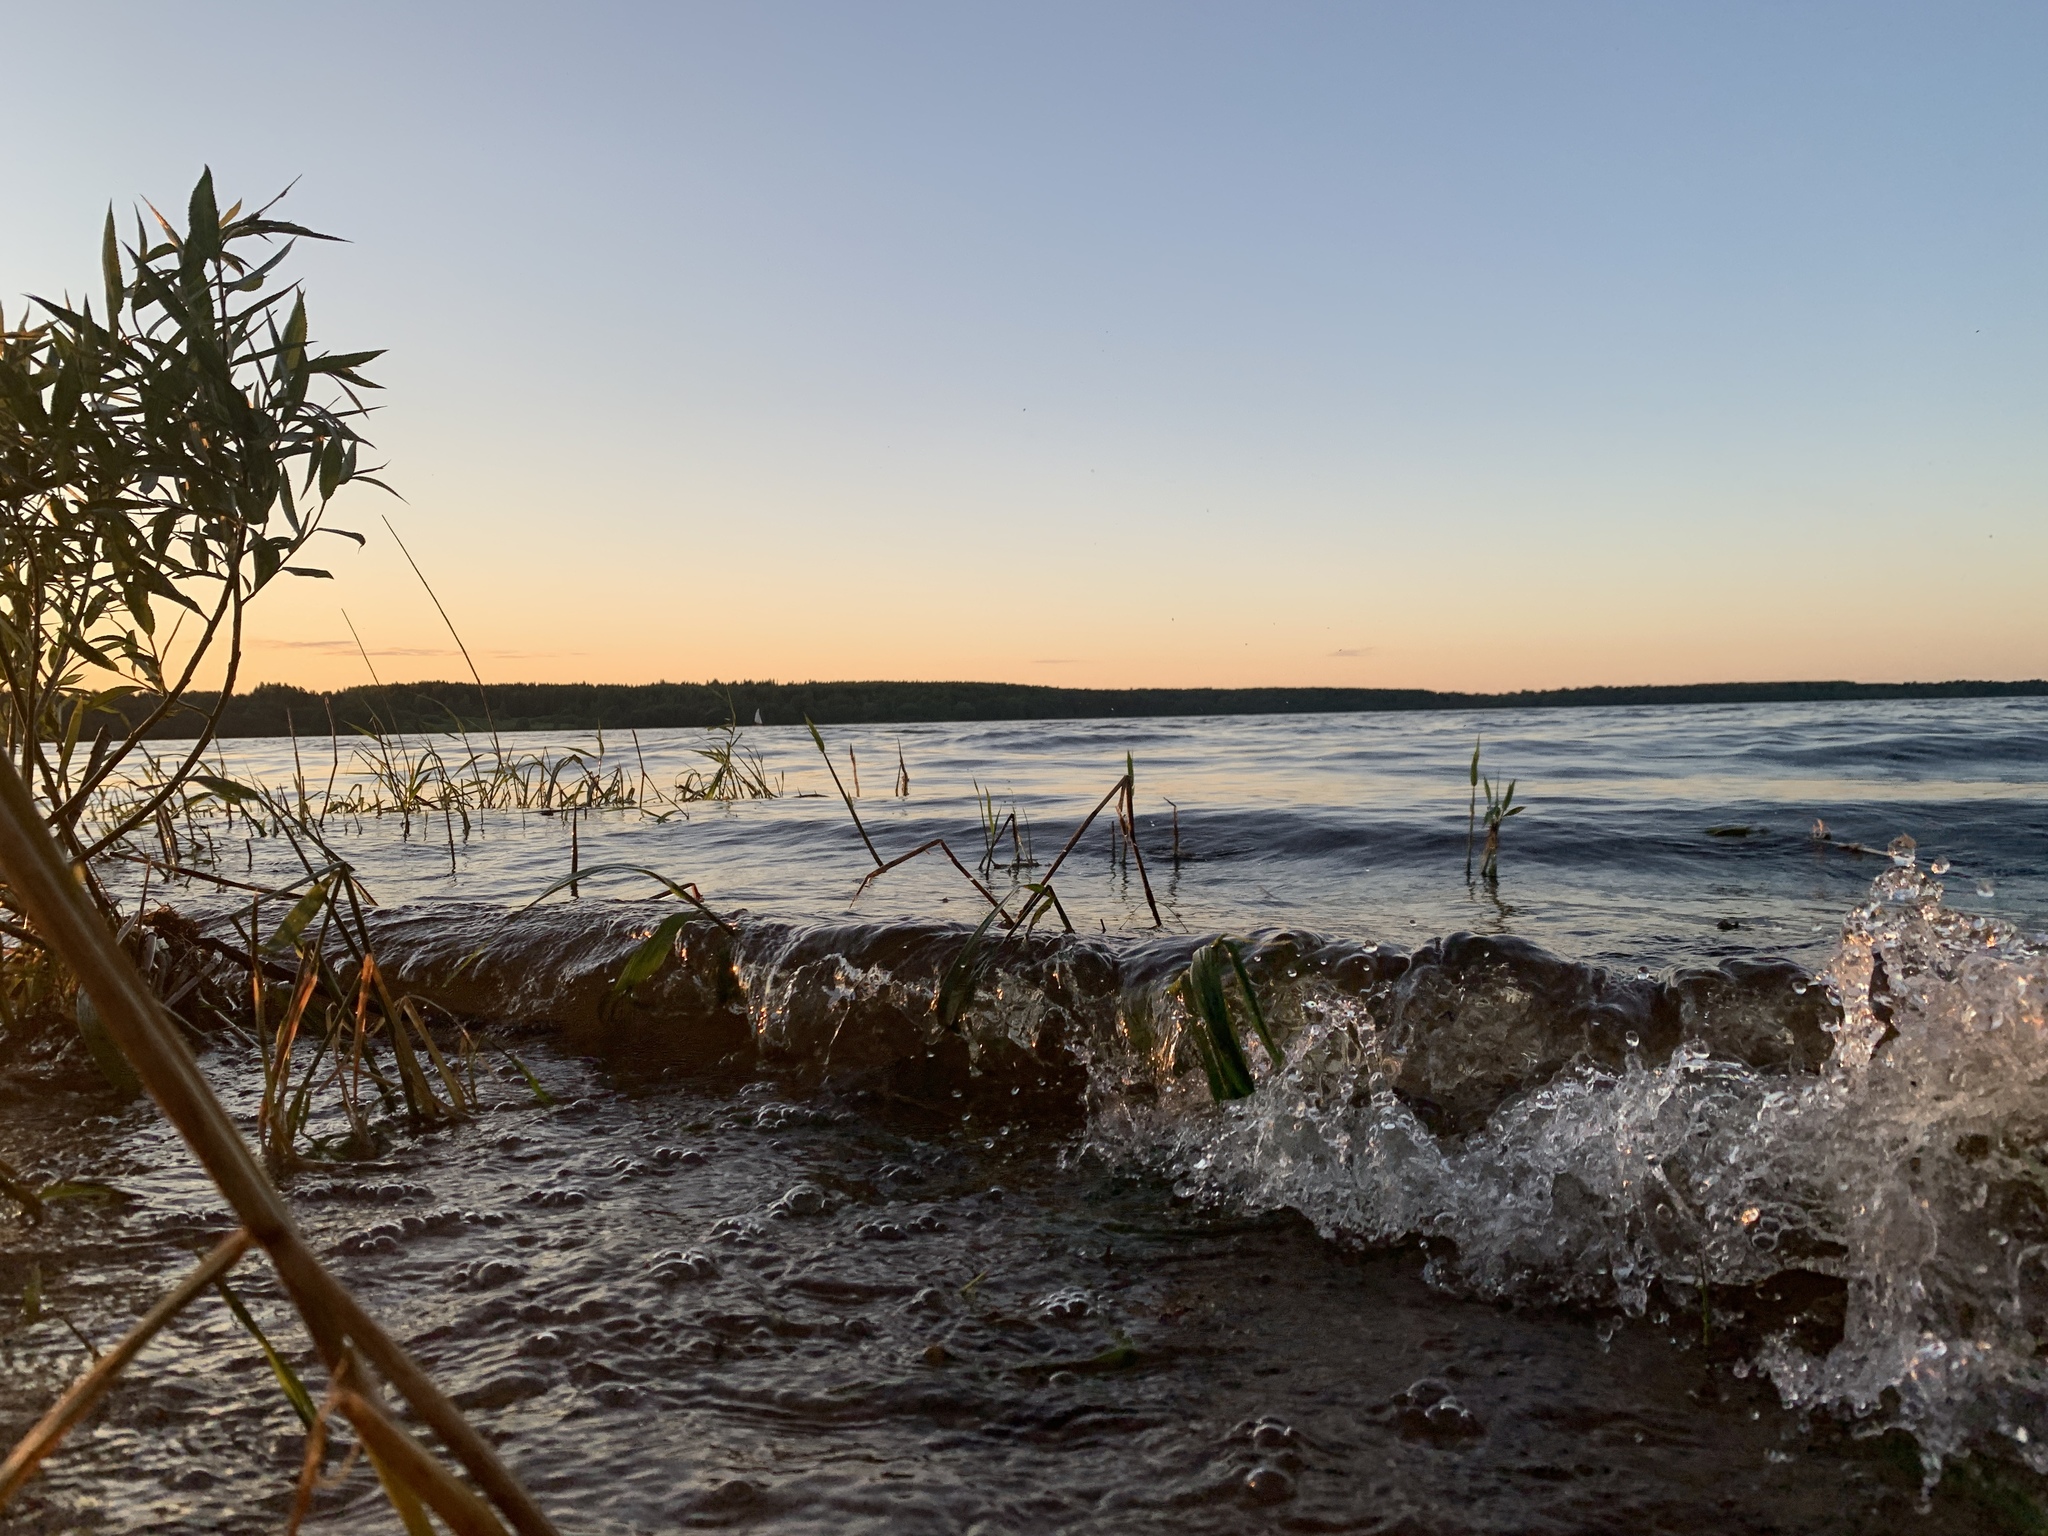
[[1092, 854, 2046, 1477]]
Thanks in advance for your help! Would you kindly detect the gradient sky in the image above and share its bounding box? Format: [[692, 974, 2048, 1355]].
[[8, 3, 2044, 692]]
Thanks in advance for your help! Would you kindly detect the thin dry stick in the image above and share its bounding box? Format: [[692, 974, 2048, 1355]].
[[1117, 779, 1163, 928], [806, 720, 882, 865], [101, 851, 306, 900], [1013, 776, 1129, 934], [0, 1229, 252, 1507], [629, 728, 651, 812], [381, 516, 501, 757], [0, 753, 557, 1536], [852, 837, 1009, 917], [285, 1374, 338, 1536]]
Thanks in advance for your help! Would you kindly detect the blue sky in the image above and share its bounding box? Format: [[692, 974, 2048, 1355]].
[[7, 3, 2043, 689]]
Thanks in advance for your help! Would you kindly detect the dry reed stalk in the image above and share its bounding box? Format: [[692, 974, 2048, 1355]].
[[0, 1229, 253, 1506], [1115, 765, 1163, 928], [0, 753, 557, 1536], [1009, 777, 1127, 934], [335, 1388, 510, 1536], [806, 720, 883, 864], [852, 837, 1010, 916]]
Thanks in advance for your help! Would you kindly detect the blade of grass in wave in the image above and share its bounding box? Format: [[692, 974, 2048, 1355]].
[[604, 912, 693, 1016], [936, 901, 1011, 1034], [214, 1277, 318, 1428], [1174, 938, 1277, 1101]]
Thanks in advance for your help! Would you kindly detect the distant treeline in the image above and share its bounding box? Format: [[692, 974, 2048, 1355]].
[[117, 677, 2048, 739]]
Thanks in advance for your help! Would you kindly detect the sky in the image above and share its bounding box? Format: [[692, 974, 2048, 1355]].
[[6, 3, 2044, 693]]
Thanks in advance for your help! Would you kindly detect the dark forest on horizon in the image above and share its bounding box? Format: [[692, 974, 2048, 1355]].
[[118, 677, 2048, 738]]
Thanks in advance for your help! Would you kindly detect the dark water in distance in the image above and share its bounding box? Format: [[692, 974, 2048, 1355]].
[[4, 698, 2046, 1533]]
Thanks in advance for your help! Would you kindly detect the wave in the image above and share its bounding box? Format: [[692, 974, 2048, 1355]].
[[357, 854, 2047, 1479]]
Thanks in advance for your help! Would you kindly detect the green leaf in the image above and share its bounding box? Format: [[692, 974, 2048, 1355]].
[[606, 912, 691, 1010], [36, 1180, 129, 1207], [499, 1050, 556, 1107], [252, 536, 281, 588], [281, 292, 307, 375], [318, 434, 343, 501], [1178, 939, 1257, 1100], [936, 901, 1009, 1033], [191, 773, 266, 807], [264, 876, 332, 953], [185, 167, 221, 265], [101, 208, 122, 330], [214, 1278, 316, 1428], [1221, 940, 1281, 1069]]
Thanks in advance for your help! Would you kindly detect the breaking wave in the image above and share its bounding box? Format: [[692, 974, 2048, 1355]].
[[355, 848, 2047, 1478]]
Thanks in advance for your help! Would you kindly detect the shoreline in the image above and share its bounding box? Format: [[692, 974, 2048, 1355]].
[[129, 676, 2048, 738]]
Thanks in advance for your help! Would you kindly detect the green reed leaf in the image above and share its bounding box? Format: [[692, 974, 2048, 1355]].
[[265, 876, 332, 953], [214, 1277, 317, 1428], [607, 912, 691, 1012]]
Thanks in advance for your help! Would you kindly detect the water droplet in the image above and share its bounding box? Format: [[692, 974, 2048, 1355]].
[[1931, 856, 1952, 875], [1624, 1031, 1641, 1050], [1977, 878, 1997, 897], [1888, 834, 1917, 868]]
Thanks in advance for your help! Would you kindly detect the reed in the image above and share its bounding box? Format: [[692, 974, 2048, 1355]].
[[0, 749, 556, 1533]]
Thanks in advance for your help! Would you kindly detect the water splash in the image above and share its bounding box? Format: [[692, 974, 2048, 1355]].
[[1089, 858, 2048, 1479]]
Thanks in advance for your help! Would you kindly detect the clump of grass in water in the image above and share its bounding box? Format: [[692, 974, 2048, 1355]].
[[973, 781, 1034, 878], [675, 704, 781, 801], [1465, 737, 1522, 884]]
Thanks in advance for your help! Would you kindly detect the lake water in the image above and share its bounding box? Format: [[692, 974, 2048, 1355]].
[[4, 697, 2047, 1532]]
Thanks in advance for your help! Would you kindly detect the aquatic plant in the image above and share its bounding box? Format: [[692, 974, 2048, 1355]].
[[973, 780, 1033, 877], [1468, 739, 1521, 883], [808, 720, 1160, 934], [1465, 737, 1481, 878]]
